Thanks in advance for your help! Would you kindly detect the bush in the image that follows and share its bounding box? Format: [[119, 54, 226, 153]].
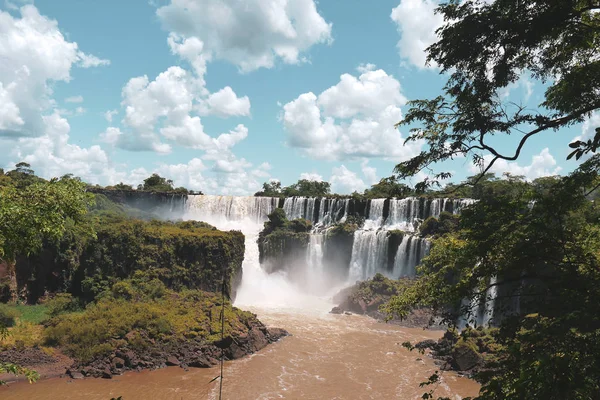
[[44, 281, 255, 362], [45, 294, 80, 318], [288, 218, 312, 233], [0, 303, 20, 327]]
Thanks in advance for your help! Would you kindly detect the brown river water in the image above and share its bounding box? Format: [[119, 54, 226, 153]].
[[1, 306, 479, 400]]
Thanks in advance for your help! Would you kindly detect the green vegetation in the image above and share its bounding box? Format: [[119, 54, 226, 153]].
[[255, 179, 331, 198], [258, 209, 312, 272], [0, 164, 253, 383], [0, 304, 19, 327], [380, 1, 600, 397], [385, 159, 600, 399], [44, 279, 253, 362], [136, 173, 190, 194], [394, 1, 600, 193], [419, 212, 460, 237]]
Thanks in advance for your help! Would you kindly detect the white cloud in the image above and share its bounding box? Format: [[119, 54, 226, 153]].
[[0, 5, 108, 138], [145, 156, 272, 195], [361, 160, 378, 185], [470, 148, 562, 180], [156, 0, 332, 72], [574, 112, 600, 143], [104, 109, 118, 122], [330, 165, 367, 194], [299, 172, 323, 181], [5, 111, 123, 184], [77, 52, 110, 68], [65, 95, 83, 103], [391, 0, 443, 69], [198, 86, 251, 117], [282, 67, 422, 161]]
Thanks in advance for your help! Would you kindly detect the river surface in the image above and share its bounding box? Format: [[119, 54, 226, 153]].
[[1, 305, 479, 400]]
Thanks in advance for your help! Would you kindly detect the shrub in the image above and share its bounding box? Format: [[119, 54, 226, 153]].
[[45, 294, 80, 317], [44, 281, 255, 362], [0, 304, 20, 327]]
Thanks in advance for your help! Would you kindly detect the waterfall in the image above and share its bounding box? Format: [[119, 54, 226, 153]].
[[306, 234, 325, 293], [364, 199, 385, 229], [186, 195, 279, 223], [349, 230, 389, 281], [282, 197, 350, 226], [482, 276, 497, 326], [182, 194, 475, 310], [393, 235, 431, 278], [386, 198, 420, 231]]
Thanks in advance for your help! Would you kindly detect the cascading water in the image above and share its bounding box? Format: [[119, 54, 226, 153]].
[[306, 234, 326, 293], [349, 230, 390, 281], [364, 199, 385, 229], [184, 195, 477, 316], [277, 196, 475, 285], [184, 195, 330, 311], [393, 235, 430, 278]]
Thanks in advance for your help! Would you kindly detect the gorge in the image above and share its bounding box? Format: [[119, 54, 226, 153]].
[[1, 192, 482, 399]]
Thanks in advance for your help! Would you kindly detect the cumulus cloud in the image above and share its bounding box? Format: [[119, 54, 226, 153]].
[[104, 109, 118, 122], [299, 172, 324, 181], [139, 157, 273, 195], [361, 160, 379, 185], [77, 52, 110, 68], [157, 0, 332, 72], [0, 5, 109, 138], [470, 148, 562, 180], [198, 86, 251, 118], [330, 165, 367, 194], [574, 112, 600, 143], [391, 0, 443, 69], [4, 111, 124, 185], [282, 67, 422, 161]]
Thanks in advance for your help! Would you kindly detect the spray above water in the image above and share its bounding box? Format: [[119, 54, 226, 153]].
[[183, 195, 476, 315], [184, 195, 335, 313]]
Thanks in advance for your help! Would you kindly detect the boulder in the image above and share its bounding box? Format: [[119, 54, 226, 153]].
[[111, 357, 125, 369], [166, 356, 181, 366], [67, 369, 84, 380], [452, 341, 483, 371], [330, 306, 343, 314]]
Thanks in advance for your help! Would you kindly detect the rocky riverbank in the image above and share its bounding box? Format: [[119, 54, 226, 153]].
[[330, 274, 441, 329], [1, 320, 287, 382]]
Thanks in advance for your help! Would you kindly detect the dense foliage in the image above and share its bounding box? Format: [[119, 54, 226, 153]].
[[0, 169, 93, 263], [255, 179, 331, 198], [44, 279, 253, 362], [386, 158, 600, 399], [394, 0, 600, 191], [258, 209, 312, 273]]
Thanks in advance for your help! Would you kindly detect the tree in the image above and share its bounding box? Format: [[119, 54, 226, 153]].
[[0, 176, 94, 299], [363, 176, 413, 199], [138, 174, 174, 192], [282, 179, 331, 197], [386, 157, 600, 399], [394, 0, 600, 191], [4, 162, 42, 189], [255, 180, 282, 197]]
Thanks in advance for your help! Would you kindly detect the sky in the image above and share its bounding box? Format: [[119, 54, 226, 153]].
[[0, 0, 595, 195]]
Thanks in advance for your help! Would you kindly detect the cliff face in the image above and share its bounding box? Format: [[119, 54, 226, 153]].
[[86, 188, 187, 219], [15, 218, 245, 303], [258, 230, 310, 274], [323, 223, 357, 281]]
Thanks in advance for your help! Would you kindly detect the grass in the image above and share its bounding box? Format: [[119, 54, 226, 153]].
[[9, 304, 50, 325]]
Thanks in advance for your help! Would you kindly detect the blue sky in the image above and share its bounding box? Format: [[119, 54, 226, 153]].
[[0, 0, 595, 195]]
